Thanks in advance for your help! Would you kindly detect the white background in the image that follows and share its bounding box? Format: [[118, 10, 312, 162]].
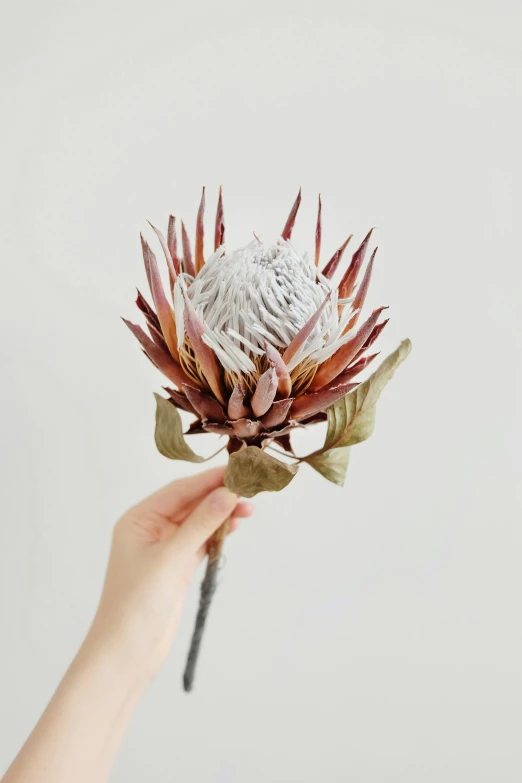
[[1, 1, 521, 780]]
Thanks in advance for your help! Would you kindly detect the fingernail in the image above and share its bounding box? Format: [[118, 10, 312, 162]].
[[209, 486, 237, 513]]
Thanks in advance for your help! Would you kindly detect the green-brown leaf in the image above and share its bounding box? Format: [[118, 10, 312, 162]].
[[305, 447, 351, 486], [154, 393, 205, 463], [224, 446, 299, 498], [324, 339, 411, 451]]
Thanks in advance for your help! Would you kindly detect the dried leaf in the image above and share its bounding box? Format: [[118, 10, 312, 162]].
[[305, 447, 350, 486], [154, 394, 205, 462], [323, 339, 411, 451], [225, 446, 299, 498]]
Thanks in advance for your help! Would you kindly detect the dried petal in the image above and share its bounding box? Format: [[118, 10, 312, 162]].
[[338, 228, 374, 299], [214, 186, 225, 250], [251, 367, 278, 417], [315, 194, 322, 267], [281, 187, 302, 240], [181, 285, 226, 405], [322, 234, 353, 279], [136, 289, 160, 331], [264, 341, 292, 398], [282, 293, 332, 366], [202, 422, 234, 436], [181, 220, 195, 277], [345, 247, 377, 332], [182, 384, 227, 422], [140, 235, 179, 360], [163, 387, 197, 414], [291, 382, 358, 421], [328, 353, 379, 386], [309, 307, 387, 391], [167, 215, 181, 275], [231, 418, 262, 439], [122, 319, 189, 388], [260, 398, 294, 428], [227, 383, 250, 420], [195, 186, 205, 274], [147, 221, 177, 287]]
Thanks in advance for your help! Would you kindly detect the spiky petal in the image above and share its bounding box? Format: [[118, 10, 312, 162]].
[[281, 188, 302, 240], [181, 221, 196, 277], [122, 319, 189, 388], [338, 228, 374, 300], [180, 285, 226, 405], [291, 382, 358, 421], [345, 247, 377, 332], [315, 194, 322, 267], [282, 292, 332, 365], [195, 187, 205, 274], [214, 186, 225, 250], [322, 234, 353, 279], [264, 341, 292, 398], [182, 384, 226, 422], [140, 235, 179, 360], [167, 216, 181, 276], [309, 307, 387, 390]]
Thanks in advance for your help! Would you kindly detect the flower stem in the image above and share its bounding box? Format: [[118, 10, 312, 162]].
[[182, 519, 230, 692]]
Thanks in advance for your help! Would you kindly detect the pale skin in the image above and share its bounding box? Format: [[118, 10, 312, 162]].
[[1, 467, 254, 783]]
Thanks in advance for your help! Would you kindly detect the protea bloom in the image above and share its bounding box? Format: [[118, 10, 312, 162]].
[[124, 188, 388, 455], [124, 188, 410, 691]]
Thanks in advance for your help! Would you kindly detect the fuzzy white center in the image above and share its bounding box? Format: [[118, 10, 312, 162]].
[[174, 239, 356, 375]]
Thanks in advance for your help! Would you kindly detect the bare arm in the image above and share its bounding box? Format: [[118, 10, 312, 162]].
[[2, 467, 253, 783]]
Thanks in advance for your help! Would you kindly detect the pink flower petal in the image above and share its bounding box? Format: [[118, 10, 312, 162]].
[[195, 186, 205, 274], [167, 215, 181, 276], [309, 307, 387, 390], [282, 293, 332, 366], [182, 384, 227, 422], [338, 228, 374, 300], [140, 235, 179, 360], [214, 186, 225, 250], [181, 220, 195, 277], [251, 367, 278, 417], [181, 286, 226, 405], [344, 247, 377, 332], [122, 319, 189, 388], [227, 383, 250, 420], [322, 234, 353, 279], [315, 194, 322, 267], [147, 221, 177, 287], [260, 398, 294, 428], [231, 418, 262, 439], [291, 382, 357, 421], [281, 187, 302, 240], [264, 341, 292, 397]]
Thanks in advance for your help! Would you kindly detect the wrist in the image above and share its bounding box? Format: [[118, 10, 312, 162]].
[[79, 619, 154, 700]]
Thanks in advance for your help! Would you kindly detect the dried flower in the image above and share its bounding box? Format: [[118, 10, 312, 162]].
[[124, 188, 411, 690]]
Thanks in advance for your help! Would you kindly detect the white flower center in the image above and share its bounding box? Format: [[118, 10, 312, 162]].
[[175, 239, 356, 375]]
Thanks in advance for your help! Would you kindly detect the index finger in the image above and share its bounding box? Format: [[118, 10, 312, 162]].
[[134, 466, 227, 520]]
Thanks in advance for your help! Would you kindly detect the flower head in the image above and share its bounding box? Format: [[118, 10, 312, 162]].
[[124, 188, 389, 454]]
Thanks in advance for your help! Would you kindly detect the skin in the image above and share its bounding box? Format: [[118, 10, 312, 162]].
[[1, 467, 254, 783]]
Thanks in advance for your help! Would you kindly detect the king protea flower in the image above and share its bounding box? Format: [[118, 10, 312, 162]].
[[125, 188, 392, 454], [124, 188, 411, 690]]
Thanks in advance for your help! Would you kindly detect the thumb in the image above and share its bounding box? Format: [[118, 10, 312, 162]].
[[172, 486, 238, 554]]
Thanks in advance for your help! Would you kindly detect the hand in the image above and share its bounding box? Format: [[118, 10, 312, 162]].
[[87, 466, 254, 683], [2, 468, 254, 783]]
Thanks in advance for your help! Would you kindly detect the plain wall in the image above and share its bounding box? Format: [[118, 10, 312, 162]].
[[1, 1, 521, 781]]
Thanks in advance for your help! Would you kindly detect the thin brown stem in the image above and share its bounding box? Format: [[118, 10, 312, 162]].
[[182, 519, 230, 692]]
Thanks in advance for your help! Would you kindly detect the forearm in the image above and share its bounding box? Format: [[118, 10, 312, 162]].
[[2, 629, 146, 783]]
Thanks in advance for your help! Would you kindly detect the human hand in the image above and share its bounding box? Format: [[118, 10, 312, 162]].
[[86, 466, 254, 684]]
